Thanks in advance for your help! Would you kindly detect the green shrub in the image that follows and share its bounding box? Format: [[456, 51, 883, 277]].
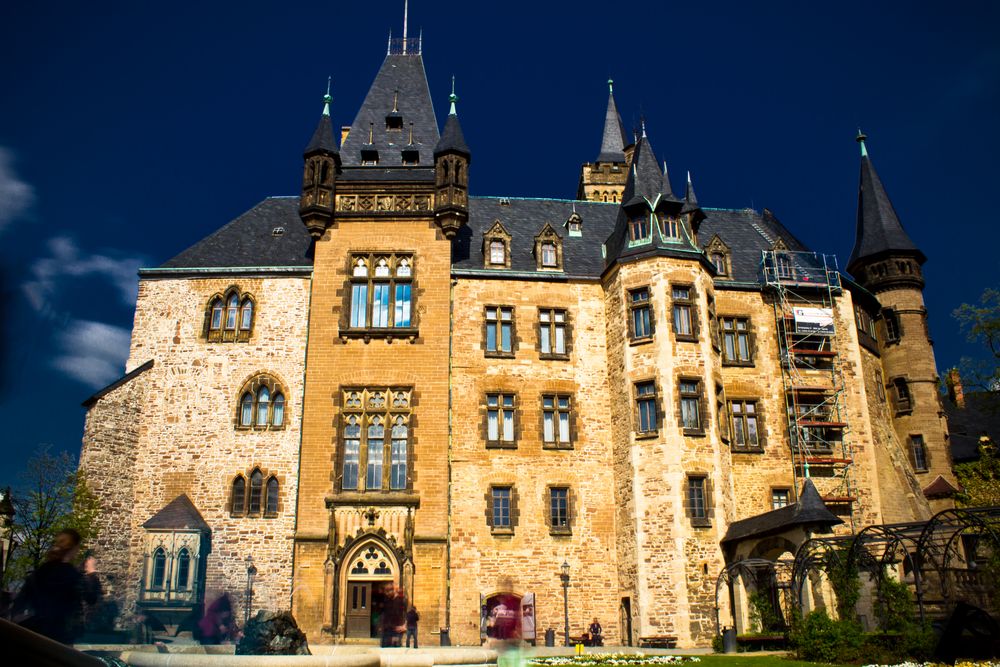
[[789, 609, 863, 663], [711, 633, 724, 653], [876, 576, 916, 632]]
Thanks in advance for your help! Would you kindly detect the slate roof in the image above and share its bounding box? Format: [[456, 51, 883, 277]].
[[596, 91, 628, 163], [435, 112, 469, 157], [157, 197, 312, 270], [847, 150, 925, 275], [154, 193, 810, 284], [721, 479, 843, 545], [304, 111, 338, 156], [143, 494, 210, 531], [339, 54, 439, 168], [943, 391, 1000, 462], [922, 475, 960, 498]]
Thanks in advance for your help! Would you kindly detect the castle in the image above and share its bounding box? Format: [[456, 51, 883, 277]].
[[79, 30, 957, 648]]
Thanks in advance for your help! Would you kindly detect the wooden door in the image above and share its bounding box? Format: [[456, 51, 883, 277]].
[[346, 582, 372, 638]]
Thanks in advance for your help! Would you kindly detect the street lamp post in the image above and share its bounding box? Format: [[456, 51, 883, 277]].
[[244, 555, 257, 626], [560, 560, 571, 647]]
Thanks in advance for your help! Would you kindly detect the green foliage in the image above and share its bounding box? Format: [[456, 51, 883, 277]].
[[789, 609, 862, 663], [3, 447, 102, 587], [954, 439, 1000, 507], [711, 633, 724, 653], [952, 287, 1000, 397], [823, 548, 860, 622], [747, 590, 782, 633], [875, 576, 915, 632]]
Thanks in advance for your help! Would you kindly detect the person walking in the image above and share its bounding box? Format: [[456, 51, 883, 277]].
[[405, 605, 419, 648], [379, 583, 407, 647], [13, 528, 97, 644]]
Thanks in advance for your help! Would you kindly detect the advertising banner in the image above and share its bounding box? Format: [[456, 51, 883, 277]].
[[793, 307, 834, 335]]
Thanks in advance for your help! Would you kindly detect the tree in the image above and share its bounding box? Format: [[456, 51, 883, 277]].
[[2, 447, 101, 588], [954, 437, 1000, 508], [953, 287, 1000, 397]]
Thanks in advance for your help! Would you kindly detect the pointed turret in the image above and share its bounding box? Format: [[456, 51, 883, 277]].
[[684, 170, 698, 208], [433, 79, 469, 239], [299, 80, 342, 240], [661, 161, 675, 200], [596, 79, 628, 163], [847, 131, 926, 286]]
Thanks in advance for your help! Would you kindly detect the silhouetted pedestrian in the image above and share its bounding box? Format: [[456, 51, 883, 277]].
[[406, 605, 419, 648], [198, 593, 238, 644]]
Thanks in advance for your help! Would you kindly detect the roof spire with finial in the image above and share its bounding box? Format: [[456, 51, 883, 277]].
[[449, 75, 458, 116], [640, 116, 647, 139], [856, 128, 868, 157], [322, 76, 332, 116], [596, 79, 627, 162], [435, 78, 470, 158], [402, 0, 409, 53], [661, 160, 675, 199], [685, 170, 699, 206], [304, 78, 338, 154]]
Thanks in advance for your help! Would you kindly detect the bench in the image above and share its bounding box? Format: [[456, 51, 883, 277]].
[[638, 635, 678, 648], [736, 634, 787, 651]]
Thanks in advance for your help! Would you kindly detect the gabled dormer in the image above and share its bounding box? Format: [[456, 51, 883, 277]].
[[534, 224, 563, 271], [705, 235, 731, 278], [483, 220, 512, 269], [565, 212, 583, 237]]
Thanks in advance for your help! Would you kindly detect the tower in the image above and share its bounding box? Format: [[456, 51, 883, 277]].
[[433, 80, 470, 239], [846, 132, 956, 507], [577, 80, 630, 202], [299, 81, 341, 239]]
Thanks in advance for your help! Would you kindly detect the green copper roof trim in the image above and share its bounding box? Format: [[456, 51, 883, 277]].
[[856, 129, 868, 157], [140, 266, 313, 277], [449, 75, 458, 116], [323, 76, 332, 117]]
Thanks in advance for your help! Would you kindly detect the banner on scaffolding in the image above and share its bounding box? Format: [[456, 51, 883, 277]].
[[793, 307, 834, 334]]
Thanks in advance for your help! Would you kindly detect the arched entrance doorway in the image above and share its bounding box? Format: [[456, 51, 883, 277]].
[[480, 591, 536, 643], [341, 539, 400, 639]]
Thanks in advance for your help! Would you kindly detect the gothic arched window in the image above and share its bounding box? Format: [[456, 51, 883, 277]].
[[175, 548, 191, 590], [265, 477, 279, 516], [206, 287, 256, 342], [235, 375, 288, 430], [152, 548, 167, 589], [231, 475, 246, 515], [249, 469, 263, 514]]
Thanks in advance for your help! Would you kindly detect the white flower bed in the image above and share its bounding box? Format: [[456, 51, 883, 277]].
[[530, 655, 700, 666]]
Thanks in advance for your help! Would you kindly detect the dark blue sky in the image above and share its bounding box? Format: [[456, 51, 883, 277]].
[[1, 1, 998, 485]]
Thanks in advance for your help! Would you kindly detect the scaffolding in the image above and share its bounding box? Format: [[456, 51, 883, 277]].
[[762, 250, 857, 531]]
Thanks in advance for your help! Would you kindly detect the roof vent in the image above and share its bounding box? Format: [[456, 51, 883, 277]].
[[401, 149, 420, 165], [498, 198, 511, 206], [272, 226, 285, 237]]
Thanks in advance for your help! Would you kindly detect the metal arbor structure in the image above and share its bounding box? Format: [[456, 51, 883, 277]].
[[714, 558, 795, 636], [762, 250, 857, 530]]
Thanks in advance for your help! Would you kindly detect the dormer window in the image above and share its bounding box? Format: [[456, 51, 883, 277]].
[[483, 220, 512, 269], [662, 216, 680, 239], [533, 223, 563, 271], [704, 235, 732, 278], [711, 253, 726, 274], [629, 215, 650, 242], [361, 149, 379, 166], [490, 241, 506, 265], [566, 213, 583, 237], [541, 243, 557, 267], [385, 114, 404, 131], [401, 149, 419, 165]]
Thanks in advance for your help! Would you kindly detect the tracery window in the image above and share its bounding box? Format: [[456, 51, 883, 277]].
[[151, 548, 167, 589], [175, 548, 191, 590], [340, 388, 411, 492], [236, 375, 287, 430], [348, 253, 414, 331], [206, 287, 255, 342]]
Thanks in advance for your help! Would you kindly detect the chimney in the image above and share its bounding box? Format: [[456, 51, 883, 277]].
[[946, 368, 965, 408]]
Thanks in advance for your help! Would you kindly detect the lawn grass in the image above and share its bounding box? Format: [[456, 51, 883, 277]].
[[685, 657, 849, 667]]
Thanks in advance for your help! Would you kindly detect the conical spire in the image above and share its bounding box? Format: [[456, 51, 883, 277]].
[[661, 161, 675, 200], [847, 132, 924, 275], [434, 77, 469, 158], [621, 133, 664, 206], [304, 79, 338, 156], [596, 79, 628, 163], [684, 171, 698, 206]]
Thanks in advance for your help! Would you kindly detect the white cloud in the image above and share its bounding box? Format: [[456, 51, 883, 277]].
[[23, 235, 145, 317], [0, 147, 34, 233], [52, 319, 132, 389]]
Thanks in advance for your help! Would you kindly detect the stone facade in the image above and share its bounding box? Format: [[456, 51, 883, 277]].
[[79, 43, 957, 651]]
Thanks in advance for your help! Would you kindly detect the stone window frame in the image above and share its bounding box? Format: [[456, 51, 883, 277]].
[[678, 376, 707, 437], [537, 307, 571, 360], [483, 220, 512, 269], [341, 251, 418, 340], [234, 374, 288, 431], [891, 377, 913, 415], [705, 235, 732, 278], [336, 387, 414, 493], [671, 284, 699, 342], [633, 379, 661, 439], [485, 484, 519, 536], [720, 316, 755, 366], [533, 223, 564, 271], [540, 393, 575, 450], [715, 382, 730, 443], [484, 391, 518, 449], [546, 485, 573, 536], [874, 369, 887, 401], [909, 434, 929, 473], [729, 398, 764, 452], [627, 286, 654, 343], [771, 487, 791, 510], [882, 308, 902, 344], [685, 473, 713, 527], [484, 305, 517, 358], [205, 286, 255, 343], [627, 212, 653, 244], [229, 466, 283, 518]]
